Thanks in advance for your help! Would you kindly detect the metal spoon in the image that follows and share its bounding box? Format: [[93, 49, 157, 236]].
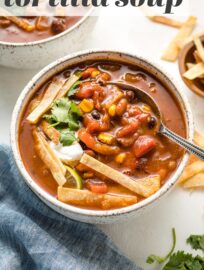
[[107, 81, 204, 161]]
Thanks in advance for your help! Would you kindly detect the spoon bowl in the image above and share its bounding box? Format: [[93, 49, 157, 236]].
[[107, 81, 204, 161]]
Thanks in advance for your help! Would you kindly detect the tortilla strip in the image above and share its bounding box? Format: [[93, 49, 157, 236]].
[[148, 16, 183, 28], [183, 173, 204, 189], [0, 7, 35, 32], [161, 16, 197, 62], [183, 30, 204, 47], [41, 120, 60, 145], [55, 74, 80, 99], [186, 63, 195, 69], [183, 63, 204, 80], [179, 160, 204, 184], [27, 78, 64, 124], [33, 128, 66, 186], [27, 74, 80, 124], [6, 16, 35, 32], [186, 62, 204, 78], [80, 154, 160, 198], [194, 131, 204, 148], [193, 50, 202, 63], [194, 37, 204, 63], [57, 187, 137, 210]]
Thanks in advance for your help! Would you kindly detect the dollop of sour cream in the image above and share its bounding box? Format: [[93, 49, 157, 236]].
[[50, 142, 84, 163]]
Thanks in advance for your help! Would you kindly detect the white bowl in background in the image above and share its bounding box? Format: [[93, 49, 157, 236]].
[[10, 50, 194, 224], [0, 12, 97, 69]]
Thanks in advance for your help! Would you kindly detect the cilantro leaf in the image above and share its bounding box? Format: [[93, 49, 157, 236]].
[[44, 113, 57, 124], [51, 98, 71, 123], [147, 228, 176, 264], [59, 129, 77, 146], [187, 235, 204, 252], [70, 101, 81, 116], [67, 112, 80, 131], [43, 97, 81, 146], [163, 251, 204, 270], [68, 81, 81, 97]]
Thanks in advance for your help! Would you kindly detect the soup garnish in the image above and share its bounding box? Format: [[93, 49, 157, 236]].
[[19, 61, 186, 210]]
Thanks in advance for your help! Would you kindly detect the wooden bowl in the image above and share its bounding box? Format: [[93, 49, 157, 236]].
[[178, 35, 204, 98]]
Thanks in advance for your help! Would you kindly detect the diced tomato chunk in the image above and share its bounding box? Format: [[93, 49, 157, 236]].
[[116, 120, 139, 138], [86, 180, 108, 194], [81, 68, 97, 79], [134, 135, 156, 158], [76, 82, 102, 99]]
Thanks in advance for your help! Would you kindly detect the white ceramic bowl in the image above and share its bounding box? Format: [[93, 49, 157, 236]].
[[0, 12, 97, 69], [11, 50, 194, 224]]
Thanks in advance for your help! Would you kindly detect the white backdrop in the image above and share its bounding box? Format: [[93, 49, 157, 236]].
[[0, 1, 204, 268]]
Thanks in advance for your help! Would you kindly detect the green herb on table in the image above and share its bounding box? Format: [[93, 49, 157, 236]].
[[187, 235, 204, 252], [147, 231, 204, 270], [146, 228, 176, 264], [163, 251, 204, 270]]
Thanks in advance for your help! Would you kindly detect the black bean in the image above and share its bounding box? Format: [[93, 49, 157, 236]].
[[148, 116, 157, 129], [63, 70, 71, 78], [51, 19, 65, 34], [91, 110, 100, 120], [125, 90, 136, 102], [100, 64, 121, 71]]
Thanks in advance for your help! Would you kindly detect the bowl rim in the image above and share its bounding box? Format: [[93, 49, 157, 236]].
[[10, 49, 194, 218], [0, 8, 94, 47], [178, 35, 204, 98]]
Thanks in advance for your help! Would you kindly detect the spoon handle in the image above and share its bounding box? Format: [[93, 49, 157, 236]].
[[160, 126, 204, 161]]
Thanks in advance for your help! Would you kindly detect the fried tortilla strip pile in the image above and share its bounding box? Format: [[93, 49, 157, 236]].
[[161, 16, 197, 62], [58, 187, 137, 210], [33, 128, 66, 186], [179, 131, 204, 190], [80, 153, 160, 198], [183, 37, 204, 81]]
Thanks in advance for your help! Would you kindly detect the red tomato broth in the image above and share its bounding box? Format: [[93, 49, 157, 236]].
[[0, 16, 81, 43], [18, 61, 186, 210]]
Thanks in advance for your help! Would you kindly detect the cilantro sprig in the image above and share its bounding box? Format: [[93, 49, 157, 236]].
[[163, 252, 204, 270], [147, 228, 176, 264], [147, 230, 204, 270], [187, 235, 204, 252], [44, 97, 81, 146]]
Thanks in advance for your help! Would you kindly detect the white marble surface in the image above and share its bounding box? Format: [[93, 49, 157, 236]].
[[1, 2, 204, 269]]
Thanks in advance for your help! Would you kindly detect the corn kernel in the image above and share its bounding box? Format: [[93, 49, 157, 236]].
[[108, 104, 116, 117], [91, 70, 100, 78], [115, 153, 126, 164], [83, 172, 94, 179], [79, 99, 94, 113], [98, 133, 115, 145], [142, 104, 151, 113]]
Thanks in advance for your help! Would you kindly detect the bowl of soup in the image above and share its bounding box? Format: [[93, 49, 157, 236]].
[[11, 50, 194, 223], [0, 12, 96, 69]]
